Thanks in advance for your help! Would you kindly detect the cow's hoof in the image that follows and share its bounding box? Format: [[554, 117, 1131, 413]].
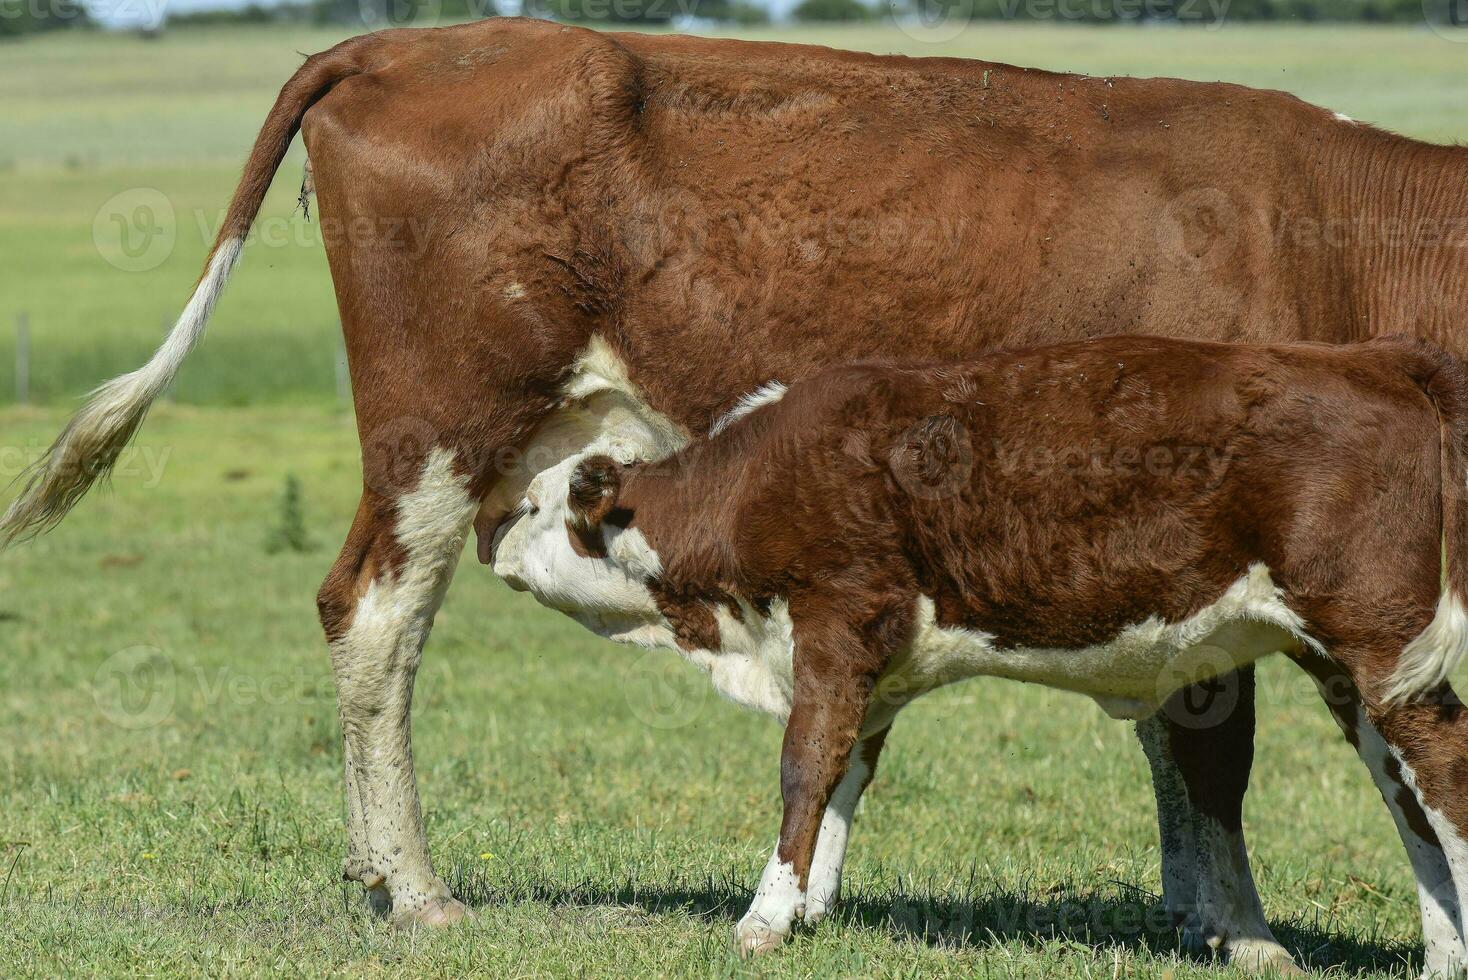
[[734, 918, 789, 958], [1226, 939, 1304, 975], [802, 893, 837, 928], [366, 884, 392, 918], [392, 896, 472, 929], [1179, 925, 1209, 957]]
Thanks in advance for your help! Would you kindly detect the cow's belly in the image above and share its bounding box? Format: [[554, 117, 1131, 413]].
[[882, 563, 1317, 722]]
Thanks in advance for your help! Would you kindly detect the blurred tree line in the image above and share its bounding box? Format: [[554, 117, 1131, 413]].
[[312, 0, 771, 23], [3, 0, 1460, 36], [875, 0, 1456, 23]]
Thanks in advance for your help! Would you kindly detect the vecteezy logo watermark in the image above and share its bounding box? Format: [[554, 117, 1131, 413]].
[[1157, 187, 1241, 272], [93, 648, 333, 730], [1155, 645, 1243, 730], [93, 188, 176, 273], [887, 414, 976, 501], [93, 646, 177, 730], [992, 440, 1232, 488], [0, 440, 171, 487], [887, 0, 1232, 43], [887, 0, 977, 44], [361, 416, 442, 496], [623, 649, 710, 730], [355, 0, 441, 26]]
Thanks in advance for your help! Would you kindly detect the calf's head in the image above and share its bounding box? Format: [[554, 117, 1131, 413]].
[[492, 452, 669, 644]]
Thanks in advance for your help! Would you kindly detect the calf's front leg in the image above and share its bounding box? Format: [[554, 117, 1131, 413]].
[[802, 724, 893, 926], [736, 617, 881, 957]]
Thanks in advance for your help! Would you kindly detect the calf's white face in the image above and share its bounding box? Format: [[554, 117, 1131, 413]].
[[492, 451, 672, 647], [491, 450, 803, 720]]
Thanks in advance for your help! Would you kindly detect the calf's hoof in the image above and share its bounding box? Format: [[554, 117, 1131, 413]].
[[1226, 939, 1304, 976], [734, 918, 790, 958], [392, 896, 473, 930]]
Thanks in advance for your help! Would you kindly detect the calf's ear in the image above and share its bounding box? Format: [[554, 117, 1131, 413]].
[[568, 454, 623, 529]]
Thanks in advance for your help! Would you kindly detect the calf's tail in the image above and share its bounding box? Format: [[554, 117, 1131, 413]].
[[1383, 338, 1468, 705], [0, 40, 367, 546]]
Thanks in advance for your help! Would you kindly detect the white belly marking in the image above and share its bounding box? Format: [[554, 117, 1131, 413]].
[[880, 563, 1318, 721]]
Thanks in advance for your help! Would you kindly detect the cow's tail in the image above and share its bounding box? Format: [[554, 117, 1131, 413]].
[[1383, 337, 1468, 705], [0, 41, 367, 546]]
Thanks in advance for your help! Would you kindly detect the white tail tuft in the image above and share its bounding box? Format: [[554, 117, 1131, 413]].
[[1383, 590, 1468, 706], [0, 238, 243, 544]]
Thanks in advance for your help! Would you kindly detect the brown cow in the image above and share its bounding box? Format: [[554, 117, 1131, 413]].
[[3, 18, 1466, 972], [498, 334, 1468, 964]]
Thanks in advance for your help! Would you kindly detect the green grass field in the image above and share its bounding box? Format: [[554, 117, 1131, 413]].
[[2, 20, 1467, 978]]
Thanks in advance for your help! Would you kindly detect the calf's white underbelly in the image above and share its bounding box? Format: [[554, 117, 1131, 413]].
[[635, 563, 1314, 726]]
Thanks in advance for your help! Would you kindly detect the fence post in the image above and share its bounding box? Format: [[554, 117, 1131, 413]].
[[15, 313, 29, 406]]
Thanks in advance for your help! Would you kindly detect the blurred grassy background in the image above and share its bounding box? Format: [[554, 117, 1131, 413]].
[[2, 20, 1466, 978]]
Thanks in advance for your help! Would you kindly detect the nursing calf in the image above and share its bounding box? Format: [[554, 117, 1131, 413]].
[[496, 335, 1468, 963]]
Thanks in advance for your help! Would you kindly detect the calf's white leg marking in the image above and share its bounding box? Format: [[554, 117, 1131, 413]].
[[803, 743, 874, 925], [736, 851, 806, 956], [330, 447, 478, 925]]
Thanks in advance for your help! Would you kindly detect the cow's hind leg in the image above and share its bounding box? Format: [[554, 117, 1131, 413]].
[[318, 454, 478, 926], [1302, 654, 1465, 977], [1137, 668, 1302, 974]]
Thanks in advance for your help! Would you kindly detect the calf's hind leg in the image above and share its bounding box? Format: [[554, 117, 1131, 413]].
[[1363, 685, 1468, 976], [1301, 655, 1465, 978]]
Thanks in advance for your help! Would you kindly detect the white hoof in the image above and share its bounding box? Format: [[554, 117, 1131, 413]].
[[392, 895, 472, 929], [1224, 937, 1303, 975], [734, 916, 790, 958]]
